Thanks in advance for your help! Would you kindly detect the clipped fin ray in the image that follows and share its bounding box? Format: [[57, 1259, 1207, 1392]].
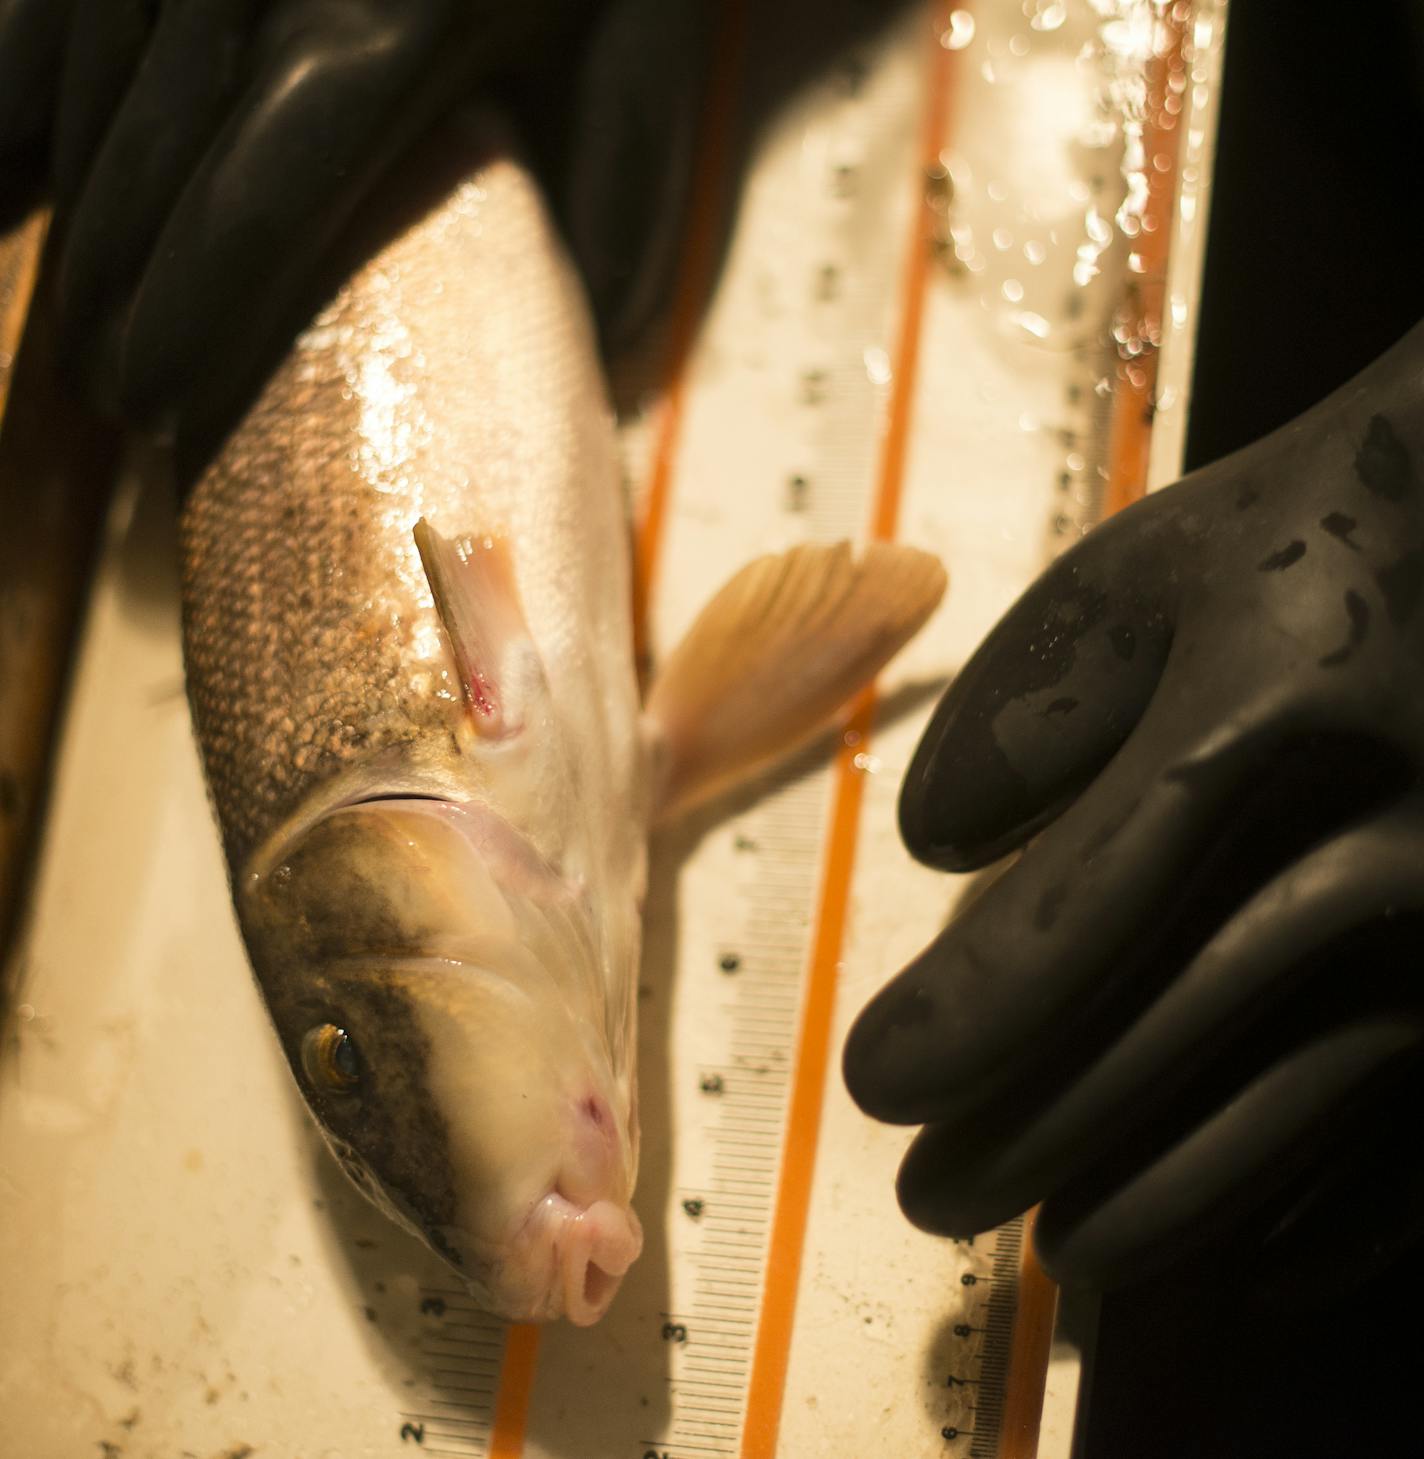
[[645, 541, 947, 819], [413, 517, 533, 738]]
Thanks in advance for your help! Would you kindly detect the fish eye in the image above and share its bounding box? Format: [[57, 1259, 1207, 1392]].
[[302, 1024, 361, 1094]]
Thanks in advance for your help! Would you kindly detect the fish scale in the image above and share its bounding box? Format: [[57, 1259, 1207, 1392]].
[[181, 135, 640, 873]]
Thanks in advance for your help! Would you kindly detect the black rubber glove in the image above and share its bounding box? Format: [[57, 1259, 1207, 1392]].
[[0, 0, 72, 212], [0, 0, 702, 438], [844, 319, 1424, 1291]]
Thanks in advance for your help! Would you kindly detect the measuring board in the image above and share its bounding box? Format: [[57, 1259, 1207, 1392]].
[[0, 4, 1226, 1457]]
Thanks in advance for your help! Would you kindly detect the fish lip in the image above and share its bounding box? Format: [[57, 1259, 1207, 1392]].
[[473, 1190, 643, 1325]]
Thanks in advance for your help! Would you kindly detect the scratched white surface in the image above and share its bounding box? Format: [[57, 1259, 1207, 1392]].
[[0, 5, 1224, 1457]]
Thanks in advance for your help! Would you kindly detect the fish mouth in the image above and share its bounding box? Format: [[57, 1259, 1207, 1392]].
[[544, 1193, 644, 1326], [445, 1192, 643, 1326]]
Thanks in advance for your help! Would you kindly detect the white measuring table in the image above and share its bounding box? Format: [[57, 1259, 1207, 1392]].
[[0, 4, 1226, 1456]]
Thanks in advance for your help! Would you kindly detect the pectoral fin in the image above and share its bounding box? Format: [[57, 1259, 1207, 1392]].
[[413, 517, 542, 738], [645, 541, 947, 820]]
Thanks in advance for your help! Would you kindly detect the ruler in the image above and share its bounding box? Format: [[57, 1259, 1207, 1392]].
[[0, 4, 1227, 1457]]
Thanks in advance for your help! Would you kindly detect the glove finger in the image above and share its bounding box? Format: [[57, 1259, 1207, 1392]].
[[845, 649, 1407, 1128], [898, 493, 1180, 873], [49, 0, 154, 210], [117, 8, 476, 437], [1033, 1016, 1424, 1289], [557, 0, 714, 351], [0, 0, 76, 214], [139, 1, 586, 443], [54, 0, 258, 406], [893, 792, 1424, 1236], [1243, 1080, 1424, 1306]]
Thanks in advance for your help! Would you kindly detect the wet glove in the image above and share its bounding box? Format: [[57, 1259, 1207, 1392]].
[[844, 319, 1424, 1291], [0, 0, 612, 434]]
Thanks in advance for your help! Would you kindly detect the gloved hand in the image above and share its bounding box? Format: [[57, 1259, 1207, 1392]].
[[844, 319, 1424, 1291], [0, 0, 69, 212], [0, 0, 612, 437]]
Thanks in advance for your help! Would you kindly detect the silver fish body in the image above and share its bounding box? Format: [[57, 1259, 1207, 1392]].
[[182, 124, 647, 1324], [182, 116, 948, 1329]]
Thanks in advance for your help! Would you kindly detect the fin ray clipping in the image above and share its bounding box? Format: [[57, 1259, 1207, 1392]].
[[413, 517, 533, 738]]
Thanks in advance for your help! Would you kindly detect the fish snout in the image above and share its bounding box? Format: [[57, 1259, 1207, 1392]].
[[558, 1198, 643, 1326], [490, 1190, 643, 1325]]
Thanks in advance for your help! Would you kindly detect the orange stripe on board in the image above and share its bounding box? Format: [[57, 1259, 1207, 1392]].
[[995, 19, 1195, 1459], [739, 10, 960, 1455], [487, 1323, 541, 1458], [1103, 15, 1191, 518], [632, 0, 749, 664], [997, 1216, 1060, 1459], [0, 211, 48, 428], [485, 5, 747, 1452]]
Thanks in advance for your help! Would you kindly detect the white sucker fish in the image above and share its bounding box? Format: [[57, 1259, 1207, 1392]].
[[180, 117, 946, 1325]]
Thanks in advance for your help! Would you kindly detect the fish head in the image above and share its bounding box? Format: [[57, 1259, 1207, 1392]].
[[240, 798, 642, 1326]]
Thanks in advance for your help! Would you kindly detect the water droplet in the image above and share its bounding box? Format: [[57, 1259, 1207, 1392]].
[[941, 10, 975, 49], [852, 752, 882, 774], [1024, 239, 1047, 265], [1066, 452, 1086, 472], [1031, 1, 1067, 31], [987, 180, 1008, 203], [925, 162, 954, 212], [864, 346, 893, 386], [1010, 310, 1051, 340], [1002, 279, 1025, 303]]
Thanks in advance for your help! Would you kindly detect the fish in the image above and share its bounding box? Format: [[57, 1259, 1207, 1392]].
[[179, 114, 946, 1326]]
